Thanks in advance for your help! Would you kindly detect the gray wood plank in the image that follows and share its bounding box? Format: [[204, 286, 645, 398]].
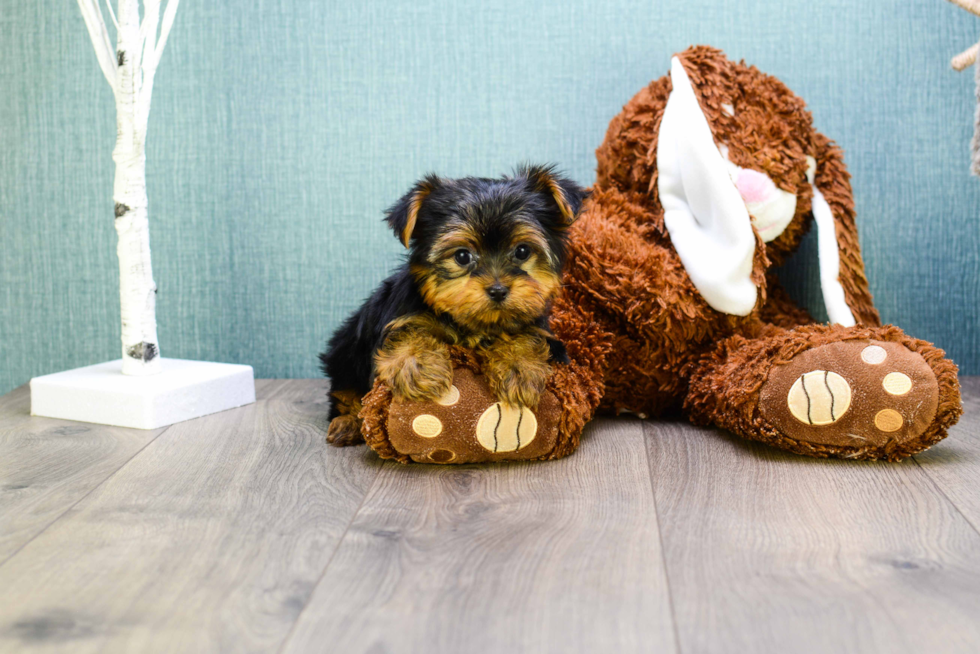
[[646, 418, 980, 654], [0, 380, 381, 654], [915, 377, 980, 533], [0, 385, 164, 564], [281, 418, 678, 654]]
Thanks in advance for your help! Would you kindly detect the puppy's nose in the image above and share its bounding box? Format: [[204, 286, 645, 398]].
[[486, 283, 509, 303]]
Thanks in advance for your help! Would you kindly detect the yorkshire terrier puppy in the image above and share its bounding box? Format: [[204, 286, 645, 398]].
[[319, 164, 587, 447]]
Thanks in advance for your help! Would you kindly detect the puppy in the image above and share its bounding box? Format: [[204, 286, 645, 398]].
[[319, 164, 587, 446]]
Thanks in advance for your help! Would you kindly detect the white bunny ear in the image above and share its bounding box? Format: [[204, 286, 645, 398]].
[[657, 57, 758, 316]]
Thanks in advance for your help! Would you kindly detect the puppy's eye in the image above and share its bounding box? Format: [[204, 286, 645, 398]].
[[514, 244, 532, 261], [454, 249, 472, 266]]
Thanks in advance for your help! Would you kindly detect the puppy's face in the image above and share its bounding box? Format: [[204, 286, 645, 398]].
[[386, 166, 587, 332], [415, 206, 562, 332]]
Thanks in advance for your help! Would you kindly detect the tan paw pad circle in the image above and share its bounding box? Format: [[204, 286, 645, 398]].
[[874, 409, 904, 432], [787, 370, 852, 425], [428, 449, 456, 463], [861, 345, 887, 365], [476, 403, 537, 453], [882, 372, 912, 396], [412, 414, 443, 438], [434, 385, 460, 406]]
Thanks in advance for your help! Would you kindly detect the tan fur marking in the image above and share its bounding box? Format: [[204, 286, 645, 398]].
[[375, 314, 454, 401], [412, 217, 562, 332], [534, 169, 575, 225], [414, 257, 560, 333], [330, 389, 363, 416], [428, 223, 481, 261], [508, 224, 551, 255], [402, 183, 435, 248], [479, 331, 553, 408], [327, 414, 364, 446]]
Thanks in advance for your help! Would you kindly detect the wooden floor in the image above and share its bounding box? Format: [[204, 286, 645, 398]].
[[0, 379, 978, 653]]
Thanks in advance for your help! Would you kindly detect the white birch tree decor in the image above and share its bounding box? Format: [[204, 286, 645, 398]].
[[77, 0, 180, 375], [32, 0, 253, 429]]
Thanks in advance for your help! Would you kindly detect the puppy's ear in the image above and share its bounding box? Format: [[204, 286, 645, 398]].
[[385, 175, 440, 248], [519, 164, 588, 226]]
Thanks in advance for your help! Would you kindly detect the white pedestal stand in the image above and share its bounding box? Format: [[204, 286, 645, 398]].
[[30, 359, 256, 430]]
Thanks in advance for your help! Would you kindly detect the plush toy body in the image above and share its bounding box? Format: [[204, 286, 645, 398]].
[[360, 46, 962, 463]]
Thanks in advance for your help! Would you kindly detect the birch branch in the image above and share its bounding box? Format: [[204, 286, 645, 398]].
[[947, 0, 980, 18], [76, 0, 116, 89], [141, 0, 160, 74], [155, 0, 181, 65], [138, 0, 161, 129], [103, 0, 119, 30], [952, 42, 979, 71]]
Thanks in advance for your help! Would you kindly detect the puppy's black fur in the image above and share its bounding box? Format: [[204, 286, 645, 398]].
[[319, 165, 587, 424], [319, 266, 426, 419]]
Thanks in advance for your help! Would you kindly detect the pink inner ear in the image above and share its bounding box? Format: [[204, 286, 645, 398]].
[[735, 168, 775, 204]]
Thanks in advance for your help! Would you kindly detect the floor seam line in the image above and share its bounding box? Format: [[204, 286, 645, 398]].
[[275, 457, 386, 654], [642, 420, 684, 654], [910, 455, 980, 539], [0, 422, 175, 571]]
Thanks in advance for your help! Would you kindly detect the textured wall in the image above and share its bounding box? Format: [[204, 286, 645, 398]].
[[1, 0, 978, 395]]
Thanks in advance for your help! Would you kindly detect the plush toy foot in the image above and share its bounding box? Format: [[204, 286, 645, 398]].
[[760, 340, 940, 455], [686, 325, 962, 461], [358, 346, 601, 464], [327, 414, 365, 447], [370, 367, 561, 464]]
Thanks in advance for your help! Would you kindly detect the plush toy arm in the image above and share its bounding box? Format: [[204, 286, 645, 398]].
[[561, 189, 769, 344], [812, 133, 882, 327]]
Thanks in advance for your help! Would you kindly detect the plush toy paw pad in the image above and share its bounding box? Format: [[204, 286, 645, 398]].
[[786, 370, 851, 425], [428, 449, 457, 463], [760, 340, 939, 449], [411, 414, 443, 438], [475, 403, 537, 452], [882, 372, 912, 395], [874, 408, 904, 432], [434, 385, 461, 406], [860, 344, 888, 365]]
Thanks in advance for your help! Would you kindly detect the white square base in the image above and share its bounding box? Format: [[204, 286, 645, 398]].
[[30, 358, 256, 430]]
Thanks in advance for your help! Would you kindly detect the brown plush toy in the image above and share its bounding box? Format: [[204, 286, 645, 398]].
[[361, 45, 962, 464]]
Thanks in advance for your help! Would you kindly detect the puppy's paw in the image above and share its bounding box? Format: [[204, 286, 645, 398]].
[[489, 361, 550, 409], [327, 414, 365, 447], [377, 347, 453, 402], [481, 333, 553, 409]]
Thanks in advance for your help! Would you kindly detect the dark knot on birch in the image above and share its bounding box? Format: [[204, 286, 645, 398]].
[[126, 342, 158, 363]]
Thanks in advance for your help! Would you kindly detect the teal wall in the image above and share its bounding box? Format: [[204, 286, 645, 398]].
[[2, 0, 978, 395]]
